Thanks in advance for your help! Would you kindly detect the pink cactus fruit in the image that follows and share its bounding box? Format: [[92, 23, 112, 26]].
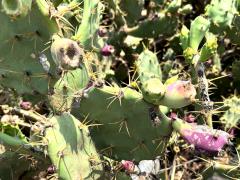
[[161, 80, 196, 108], [101, 44, 115, 56], [170, 112, 178, 120], [20, 101, 32, 110], [173, 119, 231, 153], [121, 160, 135, 173], [184, 114, 196, 123]]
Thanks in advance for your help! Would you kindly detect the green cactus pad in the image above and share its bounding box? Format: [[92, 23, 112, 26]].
[[0, 2, 58, 95], [45, 113, 103, 180], [49, 65, 89, 112], [124, 12, 178, 38], [119, 0, 144, 27], [136, 49, 162, 82], [180, 25, 190, 51], [189, 16, 210, 51], [221, 95, 240, 130], [71, 85, 172, 161], [73, 0, 104, 50], [205, 0, 237, 28]]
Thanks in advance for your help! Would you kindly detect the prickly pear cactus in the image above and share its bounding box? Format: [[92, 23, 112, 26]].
[[45, 113, 103, 180], [1, 0, 240, 179], [71, 84, 173, 161], [221, 95, 240, 130], [0, 1, 59, 95], [205, 0, 238, 28], [135, 49, 165, 104]]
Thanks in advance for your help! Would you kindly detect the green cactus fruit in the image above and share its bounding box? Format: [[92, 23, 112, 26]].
[[160, 80, 196, 108], [51, 37, 84, 70], [1, 0, 32, 18], [124, 12, 178, 38], [136, 49, 164, 104], [189, 16, 210, 51], [0, 1, 59, 95], [141, 78, 166, 105], [45, 113, 103, 180], [49, 65, 89, 112], [205, 0, 237, 28], [199, 32, 218, 62], [71, 85, 172, 160], [73, 0, 104, 50], [180, 25, 190, 51], [221, 95, 240, 130]]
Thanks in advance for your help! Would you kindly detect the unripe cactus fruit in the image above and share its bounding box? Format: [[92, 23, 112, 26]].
[[51, 37, 84, 69], [141, 78, 165, 105]]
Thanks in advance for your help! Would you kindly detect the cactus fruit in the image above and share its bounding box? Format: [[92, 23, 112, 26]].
[[51, 37, 84, 70], [100, 44, 115, 56], [1, 0, 32, 18], [172, 118, 231, 153], [45, 113, 103, 179], [160, 80, 196, 108], [136, 49, 165, 104]]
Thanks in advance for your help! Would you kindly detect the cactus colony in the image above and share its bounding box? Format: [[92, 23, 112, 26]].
[[0, 0, 240, 179]]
